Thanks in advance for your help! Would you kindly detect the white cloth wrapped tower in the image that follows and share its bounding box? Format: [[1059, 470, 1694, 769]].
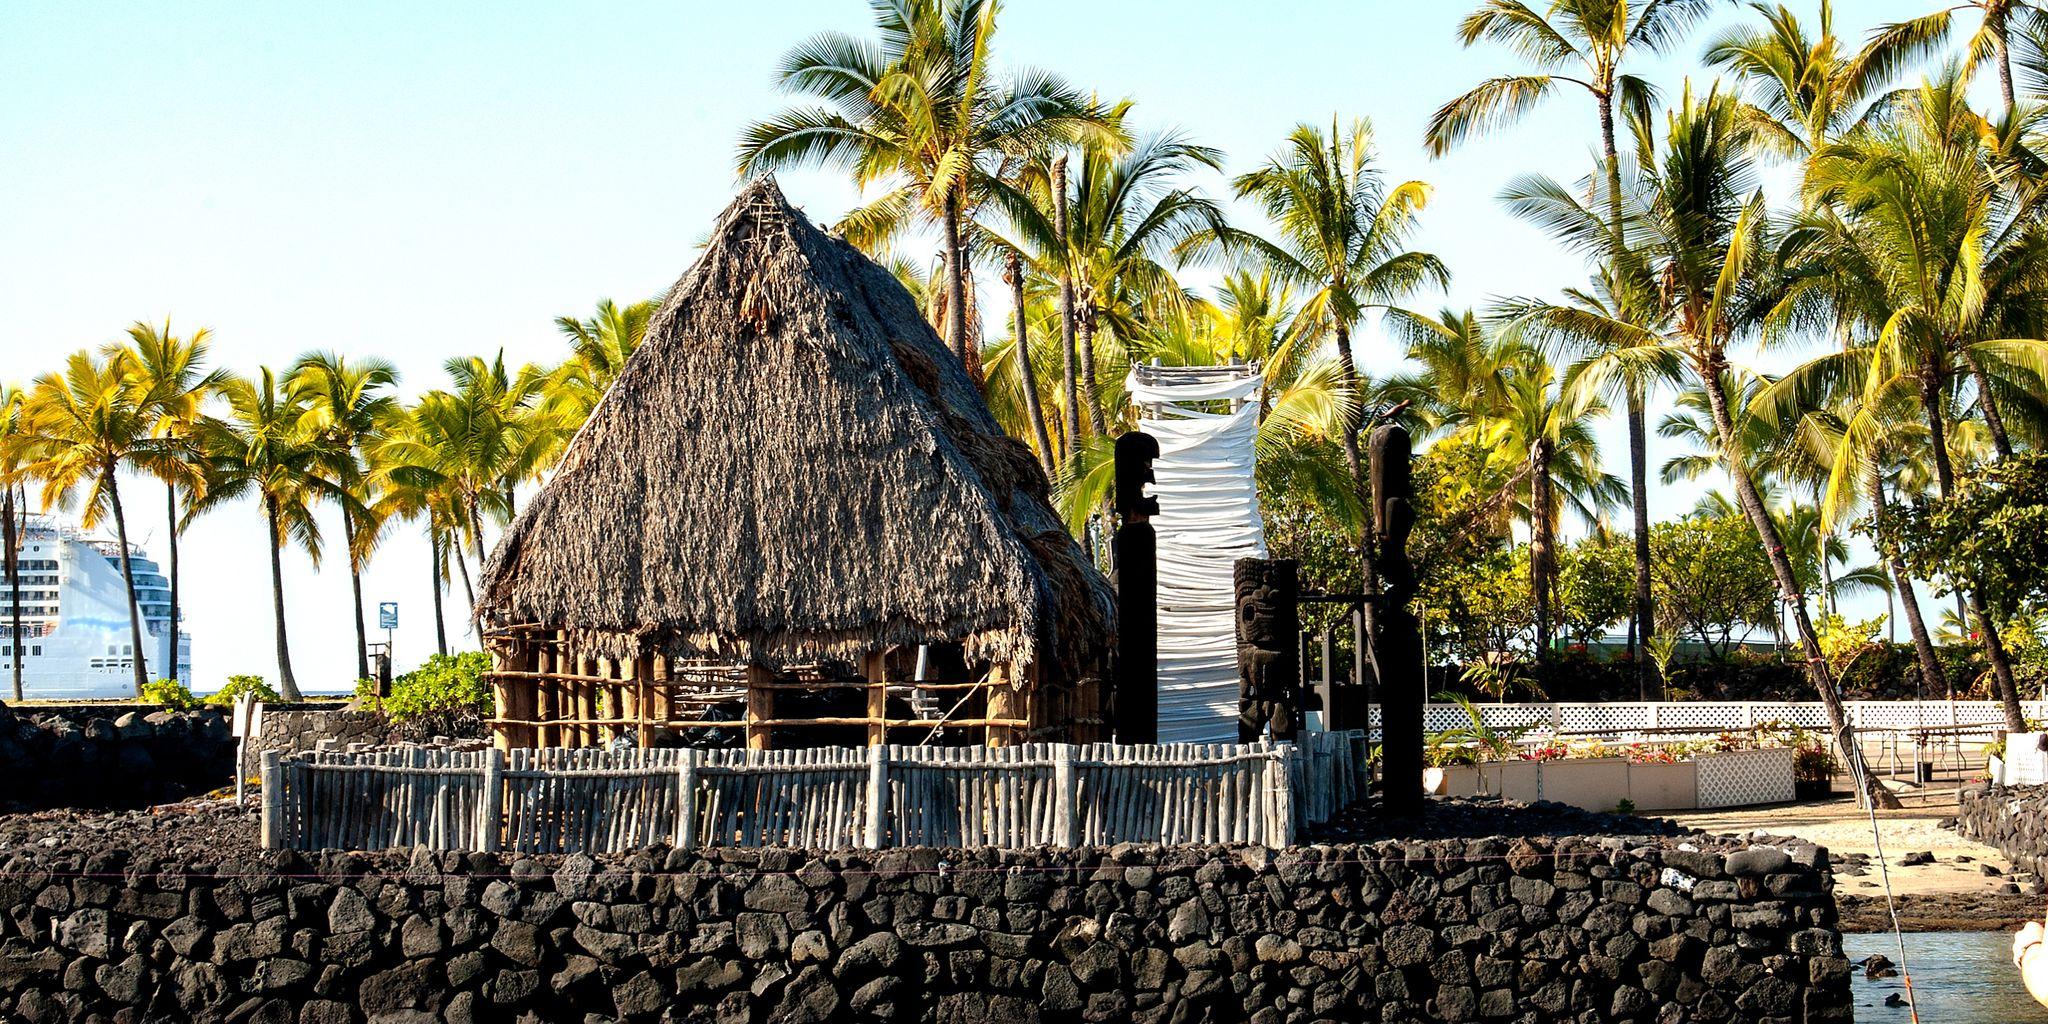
[[1125, 363, 1266, 742]]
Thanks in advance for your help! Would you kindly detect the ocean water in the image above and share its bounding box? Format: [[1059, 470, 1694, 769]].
[[1845, 931, 2047, 1021]]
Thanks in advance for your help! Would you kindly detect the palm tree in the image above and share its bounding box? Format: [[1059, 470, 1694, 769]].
[[736, 0, 1121, 375], [990, 126, 1226, 442], [120, 319, 226, 684], [1703, 1, 1892, 165], [0, 384, 25, 701], [191, 369, 349, 700], [1431, 0, 1715, 679], [549, 298, 656, 427], [373, 355, 546, 630], [1858, 0, 2045, 117], [999, 246, 1057, 474], [15, 350, 159, 694], [1513, 83, 1893, 804], [1230, 117, 1449, 561], [289, 352, 398, 682], [1765, 66, 2048, 727]]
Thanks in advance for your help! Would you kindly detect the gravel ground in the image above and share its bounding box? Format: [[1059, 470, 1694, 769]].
[[1666, 790, 2047, 932]]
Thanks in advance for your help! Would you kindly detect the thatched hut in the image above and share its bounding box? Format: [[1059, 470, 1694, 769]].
[[476, 178, 1114, 751]]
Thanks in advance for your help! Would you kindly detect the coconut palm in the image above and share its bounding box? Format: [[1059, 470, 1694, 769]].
[[289, 352, 399, 682], [372, 355, 547, 627], [736, 0, 1121, 375], [1229, 117, 1449, 559], [1510, 82, 1893, 804], [1703, 1, 1894, 165], [1857, 0, 2046, 117], [0, 384, 24, 701], [1431, 0, 1715, 679], [548, 298, 657, 428], [120, 319, 227, 682], [989, 127, 1228, 444], [14, 350, 159, 694], [1763, 66, 2048, 726], [189, 369, 350, 700]]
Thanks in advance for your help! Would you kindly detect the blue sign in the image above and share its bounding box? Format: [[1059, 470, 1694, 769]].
[[378, 602, 399, 630]]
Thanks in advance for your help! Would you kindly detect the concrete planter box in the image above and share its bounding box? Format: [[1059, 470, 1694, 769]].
[[1421, 752, 1788, 812], [1537, 758, 1630, 811], [1624, 761, 1698, 811]]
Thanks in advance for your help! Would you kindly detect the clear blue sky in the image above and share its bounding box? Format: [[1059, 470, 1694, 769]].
[[0, 0, 1950, 689]]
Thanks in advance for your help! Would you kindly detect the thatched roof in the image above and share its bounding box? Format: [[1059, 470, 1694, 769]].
[[478, 178, 1114, 674]]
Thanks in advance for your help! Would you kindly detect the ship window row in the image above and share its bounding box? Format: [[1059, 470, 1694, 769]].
[[2, 625, 48, 639], [4, 561, 58, 572], [0, 646, 45, 657], [0, 575, 58, 585], [0, 592, 57, 602], [89, 658, 132, 671]]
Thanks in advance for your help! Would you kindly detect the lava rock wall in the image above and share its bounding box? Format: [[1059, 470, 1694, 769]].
[[1958, 782, 2048, 878], [0, 703, 232, 811], [0, 830, 1851, 1023]]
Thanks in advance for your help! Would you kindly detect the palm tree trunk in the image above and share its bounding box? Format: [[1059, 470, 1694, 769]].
[[1331, 322, 1375, 583], [941, 187, 975, 380], [103, 464, 150, 695], [1993, 9, 2018, 117], [1054, 156, 1080, 461], [344, 507, 370, 681], [1627, 389, 1655, 694], [165, 481, 180, 683], [1078, 311, 1106, 436], [265, 495, 301, 700], [1699, 365, 1896, 807], [1530, 438, 1555, 659], [429, 529, 449, 657], [1007, 250, 1057, 478], [1920, 370, 2026, 729], [4, 487, 20, 702], [1960, 349, 2015, 459]]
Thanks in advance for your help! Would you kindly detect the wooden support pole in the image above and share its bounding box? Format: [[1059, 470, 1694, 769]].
[[745, 664, 774, 750], [1054, 743, 1078, 847], [675, 748, 700, 849], [986, 664, 1021, 748], [864, 744, 889, 849], [865, 651, 889, 748], [1269, 743, 1296, 846], [260, 749, 283, 850], [478, 747, 504, 852]]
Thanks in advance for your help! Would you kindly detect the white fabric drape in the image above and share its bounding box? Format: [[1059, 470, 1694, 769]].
[[1127, 369, 1266, 742]]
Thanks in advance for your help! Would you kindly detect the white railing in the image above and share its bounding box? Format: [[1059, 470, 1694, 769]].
[[260, 732, 1370, 854], [1370, 700, 2047, 740]]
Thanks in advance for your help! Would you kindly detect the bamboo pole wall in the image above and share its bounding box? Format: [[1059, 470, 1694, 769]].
[[260, 731, 1370, 854], [483, 630, 1070, 751]]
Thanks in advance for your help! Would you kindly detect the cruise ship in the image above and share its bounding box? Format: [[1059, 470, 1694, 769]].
[[2, 514, 192, 699]]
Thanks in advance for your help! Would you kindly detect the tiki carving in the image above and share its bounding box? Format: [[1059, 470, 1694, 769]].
[[1234, 558, 1301, 741]]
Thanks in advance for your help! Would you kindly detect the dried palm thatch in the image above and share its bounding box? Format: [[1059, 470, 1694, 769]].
[[479, 178, 1114, 680]]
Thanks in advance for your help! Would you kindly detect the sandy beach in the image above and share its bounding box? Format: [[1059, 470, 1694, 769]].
[[1667, 788, 2046, 932]]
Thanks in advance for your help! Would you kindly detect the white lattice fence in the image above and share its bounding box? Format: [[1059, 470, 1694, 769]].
[[1380, 701, 2046, 741], [1695, 748, 1797, 808]]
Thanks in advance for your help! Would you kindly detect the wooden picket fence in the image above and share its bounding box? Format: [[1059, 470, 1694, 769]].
[[260, 731, 1368, 854]]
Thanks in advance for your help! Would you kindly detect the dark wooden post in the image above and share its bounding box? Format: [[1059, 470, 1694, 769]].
[[1369, 424, 1424, 817], [1234, 558, 1300, 741], [1113, 431, 1160, 743]]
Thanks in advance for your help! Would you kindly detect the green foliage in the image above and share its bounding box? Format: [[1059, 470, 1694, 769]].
[[1556, 537, 1634, 645], [141, 679, 198, 711], [206, 674, 280, 706], [1651, 514, 1779, 657], [1613, 798, 1638, 815], [1883, 454, 2048, 619], [1813, 614, 1883, 677], [383, 652, 493, 722]]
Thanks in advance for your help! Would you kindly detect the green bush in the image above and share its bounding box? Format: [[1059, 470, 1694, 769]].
[[206, 674, 280, 706], [141, 679, 199, 711], [384, 652, 494, 722]]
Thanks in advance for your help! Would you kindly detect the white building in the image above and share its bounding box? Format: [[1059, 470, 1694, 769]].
[[1, 515, 191, 699]]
